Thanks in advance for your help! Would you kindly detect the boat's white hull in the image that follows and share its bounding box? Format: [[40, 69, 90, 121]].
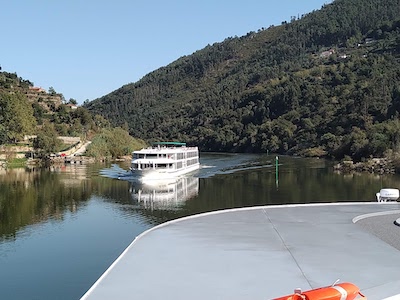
[[131, 162, 200, 181], [130, 142, 200, 181]]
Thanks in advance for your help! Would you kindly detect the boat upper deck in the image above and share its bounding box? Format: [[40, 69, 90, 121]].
[[132, 146, 198, 155], [81, 202, 400, 300]]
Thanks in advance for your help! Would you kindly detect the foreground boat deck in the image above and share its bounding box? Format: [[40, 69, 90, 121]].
[[81, 203, 400, 300]]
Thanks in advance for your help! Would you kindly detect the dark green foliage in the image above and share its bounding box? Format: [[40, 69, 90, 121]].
[[0, 92, 37, 144], [85, 0, 400, 161], [0, 72, 125, 157], [0, 72, 33, 89], [85, 127, 147, 159], [33, 122, 63, 156], [68, 98, 78, 105]]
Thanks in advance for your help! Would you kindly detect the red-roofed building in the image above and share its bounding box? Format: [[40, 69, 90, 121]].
[[29, 86, 46, 93]]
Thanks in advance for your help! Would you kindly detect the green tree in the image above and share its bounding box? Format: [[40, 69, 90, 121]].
[[0, 123, 7, 145], [32, 102, 45, 125], [0, 92, 37, 143], [72, 107, 92, 126], [68, 98, 78, 105], [86, 127, 146, 159], [33, 122, 62, 156], [48, 86, 56, 95]]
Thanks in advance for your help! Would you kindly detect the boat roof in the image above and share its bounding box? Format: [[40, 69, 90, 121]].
[[81, 202, 400, 300], [152, 142, 186, 147]]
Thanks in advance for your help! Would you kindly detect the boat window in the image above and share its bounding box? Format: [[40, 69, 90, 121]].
[[155, 164, 168, 169], [187, 151, 198, 158], [138, 154, 145, 159], [146, 154, 157, 158], [187, 158, 198, 166]]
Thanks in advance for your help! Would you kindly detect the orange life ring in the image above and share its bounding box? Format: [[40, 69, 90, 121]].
[[273, 282, 367, 300]]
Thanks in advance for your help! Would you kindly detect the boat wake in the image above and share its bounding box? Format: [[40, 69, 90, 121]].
[[100, 154, 274, 182], [99, 155, 274, 210], [197, 154, 273, 178], [99, 164, 135, 181]]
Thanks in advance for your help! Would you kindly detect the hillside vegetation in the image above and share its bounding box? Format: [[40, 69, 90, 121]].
[[85, 0, 400, 161], [0, 72, 145, 159]]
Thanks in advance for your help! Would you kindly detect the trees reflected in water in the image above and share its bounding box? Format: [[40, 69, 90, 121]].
[[0, 166, 92, 240], [2, 156, 400, 241]]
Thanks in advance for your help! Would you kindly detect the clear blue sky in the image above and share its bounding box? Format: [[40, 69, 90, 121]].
[[1, 0, 332, 104]]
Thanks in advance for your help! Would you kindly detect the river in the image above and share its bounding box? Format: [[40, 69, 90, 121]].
[[0, 153, 399, 300]]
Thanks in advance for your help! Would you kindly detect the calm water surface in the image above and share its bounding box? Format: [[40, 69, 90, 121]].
[[0, 153, 399, 300]]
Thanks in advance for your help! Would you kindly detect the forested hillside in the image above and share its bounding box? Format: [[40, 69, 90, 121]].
[[85, 0, 400, 160], [0, 72, 92, 143], [0, 71, 146, 160]]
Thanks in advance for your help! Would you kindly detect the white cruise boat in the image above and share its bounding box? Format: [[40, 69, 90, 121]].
[[130, 142, 200, 180]]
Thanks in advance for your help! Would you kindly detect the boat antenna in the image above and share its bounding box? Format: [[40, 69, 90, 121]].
[[331, 279, 340, 286]]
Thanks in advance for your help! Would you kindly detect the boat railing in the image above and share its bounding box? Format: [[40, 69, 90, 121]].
[[143, 146, 198, 151]]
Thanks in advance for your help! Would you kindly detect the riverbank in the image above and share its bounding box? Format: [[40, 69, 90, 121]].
[[0, 140, 95, 168], [334, 157, 395, 174]]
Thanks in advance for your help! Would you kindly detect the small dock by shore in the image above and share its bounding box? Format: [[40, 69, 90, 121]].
[[49, 155, 95, 165]]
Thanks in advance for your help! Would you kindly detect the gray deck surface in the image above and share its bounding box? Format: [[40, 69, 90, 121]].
[[81, 203, 400, 300]]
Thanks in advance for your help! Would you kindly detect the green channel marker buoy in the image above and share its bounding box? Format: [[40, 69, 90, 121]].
[[275, 156, 279, 189]]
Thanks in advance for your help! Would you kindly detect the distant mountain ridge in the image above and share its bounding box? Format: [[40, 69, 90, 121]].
[[85, 0, 400, 160]]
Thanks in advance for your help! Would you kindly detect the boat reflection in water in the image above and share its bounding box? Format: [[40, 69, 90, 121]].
[[129, 176, 199, 210]]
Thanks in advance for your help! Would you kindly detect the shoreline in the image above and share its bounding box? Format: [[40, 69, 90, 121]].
[[1, 152, 398, 175], [333, 157, 395, 174]]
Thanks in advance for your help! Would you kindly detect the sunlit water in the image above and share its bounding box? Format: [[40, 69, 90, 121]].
[[1, 153, 399, 299]]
